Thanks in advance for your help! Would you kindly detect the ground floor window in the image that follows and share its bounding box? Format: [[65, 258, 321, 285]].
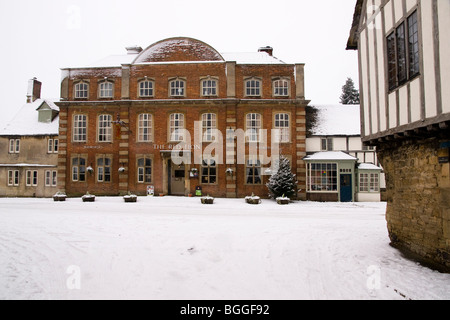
[[72, 156, 87, 182], [201, 159, 217, 184], [137, 157, 152, 183], [8, 170, 19, 186], [97, 156, 112, 182], [26, 170, 38, 186], [45, 170, 57, 187], [359, 173, 379, 192], [307, 163, 338, 192], [246, 159, 262, 185]]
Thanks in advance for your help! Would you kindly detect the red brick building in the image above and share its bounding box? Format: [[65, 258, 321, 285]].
[[57, 37, 309, 198]]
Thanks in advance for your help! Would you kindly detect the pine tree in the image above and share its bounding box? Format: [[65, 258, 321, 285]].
[[267, 156, 297, 199], [340, 78, 360, 105]]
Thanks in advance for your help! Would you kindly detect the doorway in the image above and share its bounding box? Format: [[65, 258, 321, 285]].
[[168, 161, 186, 196], [340, 174, 353, 202]]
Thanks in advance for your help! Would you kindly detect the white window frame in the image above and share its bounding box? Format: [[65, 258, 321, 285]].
[[45, 170, 57, 187], [48, 139, 59, 154], [201, 113, 217, 142], [245, 78, 262, 97], [26, 170, 38, 187], [74, 82, 89, 99], [273, 79, 289, 97], [359, 173, 380, 193], [9, 139, 20, 154], [201, 157, 217, 185], [72, 156, 86, 182], [73, 114, 87, 142], [97, 156, 112, 183], [306, 162, 338, 192], [98, 114, 113, 142], [137, 157, 152, 183], [245, 158, 262, 185], [274, 113, 290, 143], [321, 138, 333, 151], [169, 79, 186, 97], [139, 80, 154, 98], [201, 79, 218, 97], [99, 81, 114, 98], [8, 170, 19, 186], [138, 113, 153, 142], [246, 113, 262, 143], [169, 113, 185, 142]]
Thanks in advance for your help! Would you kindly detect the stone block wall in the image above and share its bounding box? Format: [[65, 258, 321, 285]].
[[377, 135, 450, 271]]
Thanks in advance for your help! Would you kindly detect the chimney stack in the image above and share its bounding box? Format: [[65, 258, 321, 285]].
[[27, 77, 42, 103], [258, 46, 273, 56], [126, 46, 143, 55]]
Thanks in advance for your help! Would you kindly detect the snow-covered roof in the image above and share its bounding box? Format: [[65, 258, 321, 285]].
[[0, 99, 59, 136], [308, 104, 361, 136], [358, 163, 382, 170], [221, 52, 286, 64], [304, 151, 358, 161]]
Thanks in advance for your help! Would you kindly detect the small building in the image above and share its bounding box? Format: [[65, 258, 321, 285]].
[[0, 78, 60, 197], [304, 104, 384, 202]]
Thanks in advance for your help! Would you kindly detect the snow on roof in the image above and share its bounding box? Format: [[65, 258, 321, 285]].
[[221, 52, 286, 64], [309, 104, 361, 136], [0, 99, 59, 136], [358, 163, 382, 170], [304, 151, 358, 161]]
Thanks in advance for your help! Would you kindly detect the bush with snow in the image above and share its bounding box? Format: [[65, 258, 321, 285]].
[[267, 156, 297, 200]]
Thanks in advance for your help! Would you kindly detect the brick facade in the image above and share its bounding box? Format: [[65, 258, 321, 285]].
[[58, 37, 309, 198]]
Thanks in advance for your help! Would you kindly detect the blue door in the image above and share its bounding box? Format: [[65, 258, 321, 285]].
[[340, 174, 352, 202]]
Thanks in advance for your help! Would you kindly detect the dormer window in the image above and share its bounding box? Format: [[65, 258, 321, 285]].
[[245, 78, 262, 97], [99, 81, 114, 98], [169, 78, 186, 97], [74, 81, 89, 99]]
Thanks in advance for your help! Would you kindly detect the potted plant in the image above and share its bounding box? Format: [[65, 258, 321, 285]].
[[276, 194, 290, 205], [53, 191, 67, 202], [245, 193, 261, 205], [123, 192, 137, 203], [201, 195, 214, 204], [82, 191, 96, 202]]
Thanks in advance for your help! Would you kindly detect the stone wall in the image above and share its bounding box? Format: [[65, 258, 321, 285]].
[[377, 135, 450, 271]]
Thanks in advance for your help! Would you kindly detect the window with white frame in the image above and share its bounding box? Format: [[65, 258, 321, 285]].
[[246, 113, 262, 142], [99, 81, 114, 98], [274, 113, 290, 143], [98, 114, 112, 142], [26, 170, 38, 187], [72, 156, 86, 182], [8, 170, 19, 186], [138, 113, 153, 142], [48, 139, 59, 153], [97, 156, 112, 182], [137, 157, 152, 183], [201, 79, 217, 96], [321, 138, 333, 151], [139, 80, 154, 97], [169, 113, 185, 142], [273, 79, 289, 97], [246, 158, 262, 185], [202, 113, 217, 142], [245, 78, 262, 97], [170, 79, 186, 97], [73, 114, 87, 142], [359, 173, 380, 193], [201, 158, 217, 184], [307, 163, 338, 192], [74, 82, 89, 99], [45, 170, 57, 187], [9, 139, 20, 154]]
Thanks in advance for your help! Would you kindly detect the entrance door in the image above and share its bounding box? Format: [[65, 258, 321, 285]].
[[340, 174, 352, 202], [169, 161, 186, 196]]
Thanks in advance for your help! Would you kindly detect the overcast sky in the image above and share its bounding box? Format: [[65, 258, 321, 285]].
[[0, 0, 358, 123]]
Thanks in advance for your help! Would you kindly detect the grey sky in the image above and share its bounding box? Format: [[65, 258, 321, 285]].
[[0, 0, 358, 123]]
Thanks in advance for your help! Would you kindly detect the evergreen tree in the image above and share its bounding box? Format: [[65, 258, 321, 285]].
[[267, 156, 297, 199], [340, 78, 360, 105]]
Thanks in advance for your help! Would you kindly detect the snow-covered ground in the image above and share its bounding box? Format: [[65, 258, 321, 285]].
[[0, 197, 449, 300]]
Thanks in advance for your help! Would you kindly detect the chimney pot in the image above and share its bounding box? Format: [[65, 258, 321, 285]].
[[126, 46, 143, 55], [26, 78, 42, 103], [258, 46, 273, 56]]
